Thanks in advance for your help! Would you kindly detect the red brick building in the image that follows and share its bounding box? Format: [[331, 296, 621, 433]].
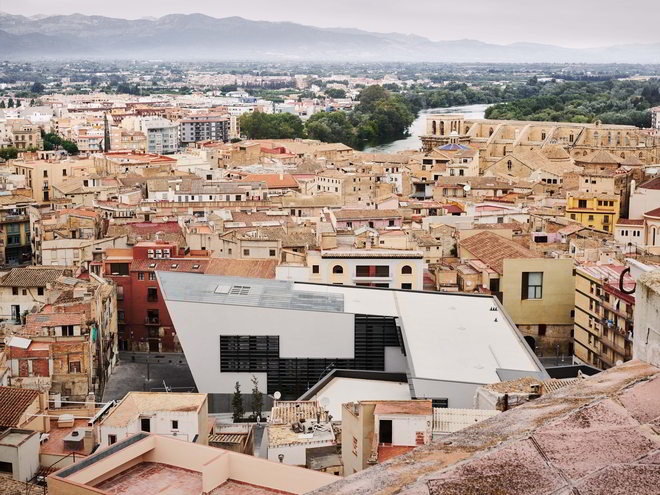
[[102, 240, 210, 352]]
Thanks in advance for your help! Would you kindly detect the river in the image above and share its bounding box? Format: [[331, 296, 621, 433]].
[[362, 103, 491, 153]]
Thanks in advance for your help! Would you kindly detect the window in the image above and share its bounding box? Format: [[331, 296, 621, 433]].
[[68, 361, 81, 373], [62, 169, 67, 176], [148, 272, 156, 281], [108, 434, 117, 445], [538, 324, 547, 336], [147, 287, 158, 302], [110, 263, 130, 276], [220, 335, 279, 372], [243, 249, 250, 257], [62, 325, 75, 336], [140, 418, 151, 432], [401, 265, 412, 275], [332, 265, 344, 274], [171, 420, 179, 430], [401, 283, 412, 290], [12, 287, 18, 296], [269, 249, 276, 257], [138, 272, 145, 280], [312, 265, 320, 274], [522, 272, 543, 300], [578, 200, 587, 209], [507, 160, 512, 171], [43, 170, 48, 178], [37, 287, 44, 296]]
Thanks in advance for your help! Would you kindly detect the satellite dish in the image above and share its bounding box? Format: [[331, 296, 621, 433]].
[[320, 397, 330, 408], [463, 184, 472, 192], [273, 391, 281, 400]]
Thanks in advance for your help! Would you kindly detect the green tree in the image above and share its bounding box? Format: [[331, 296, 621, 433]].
[[324, 88, 346, 99], [250, 375, 264, 420], [240, 112, 304, 140], [232, 381, 244, 423], [0, 147, 19, 160], [0, 100, 5, 108], [306, 111, 357, 147], [7, 98, 14, 108], [30, 82, 45, 94]]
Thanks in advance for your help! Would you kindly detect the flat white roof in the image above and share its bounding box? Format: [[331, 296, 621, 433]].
[[394, 290, 541, 384]]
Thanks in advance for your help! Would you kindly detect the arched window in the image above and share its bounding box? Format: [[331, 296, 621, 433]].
[[431, 121, 437, 135], [332, 265, 343, 274], [621, 153, 625, 158], [569, 133, 574, 142], [489, 127, 494, 137], [440, 121, 445, 135], [507, 160, 512, 171], [653, 228, 657, 246], [541, 131, 546, 140], [401, 265, 412, 275]]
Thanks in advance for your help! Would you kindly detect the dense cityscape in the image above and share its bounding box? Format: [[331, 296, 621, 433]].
[[0, 5, 659, 495]]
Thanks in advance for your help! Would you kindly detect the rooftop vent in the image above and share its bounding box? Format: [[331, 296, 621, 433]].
[[229, 285, 251, 296]]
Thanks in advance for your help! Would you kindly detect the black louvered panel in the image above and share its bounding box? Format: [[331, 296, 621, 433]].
[[223, 315, 400, 399]]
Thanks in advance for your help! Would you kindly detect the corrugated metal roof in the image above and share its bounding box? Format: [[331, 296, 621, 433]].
[[158, 272, 344, 313]]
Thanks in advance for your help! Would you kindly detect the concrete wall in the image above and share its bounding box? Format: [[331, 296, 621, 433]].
[[633, 270, 660, 367], [0, 431, 39, 481], [375, 414, 432, 447], [165, 300, 355, 395]]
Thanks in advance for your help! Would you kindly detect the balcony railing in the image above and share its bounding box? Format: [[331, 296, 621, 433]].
[[144, 317, 160, 325]]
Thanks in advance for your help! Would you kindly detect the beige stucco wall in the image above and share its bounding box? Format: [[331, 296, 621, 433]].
[[501, 258, 575, 326]]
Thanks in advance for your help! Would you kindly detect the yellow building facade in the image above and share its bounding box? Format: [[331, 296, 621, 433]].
[[565, 193, 620, 233]]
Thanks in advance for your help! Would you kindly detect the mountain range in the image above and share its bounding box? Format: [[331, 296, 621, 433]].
[[0, 12, 659, 63]]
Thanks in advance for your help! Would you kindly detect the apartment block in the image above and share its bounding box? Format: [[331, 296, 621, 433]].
[[573, 265, 634, 369]]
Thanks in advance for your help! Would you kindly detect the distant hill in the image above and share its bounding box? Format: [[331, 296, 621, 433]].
[[0, 12, 659, 63]]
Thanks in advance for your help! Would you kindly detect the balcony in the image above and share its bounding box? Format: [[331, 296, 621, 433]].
[[144, 316, 160, 325]]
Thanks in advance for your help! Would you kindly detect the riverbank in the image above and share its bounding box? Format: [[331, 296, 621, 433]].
[[363, 103, 491, 153]]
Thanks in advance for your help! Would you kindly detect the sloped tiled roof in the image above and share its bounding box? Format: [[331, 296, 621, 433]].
[[576, 149, 622, 165], [460, 231, 536, 274], [0, 386, 40, 427], [334, 209, 402, 220], [204, 259, 277, 279], [0, 267, 68, 287], [639, 177, 660, 190], [312, 360, 660, 495]]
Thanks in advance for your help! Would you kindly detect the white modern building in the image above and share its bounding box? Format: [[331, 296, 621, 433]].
[[278, 249, 425, 291], [99, 392, 208, 448], [140, 118, 178, 154], [158, 272, 547, 413]]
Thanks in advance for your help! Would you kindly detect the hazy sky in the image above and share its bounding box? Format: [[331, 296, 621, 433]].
[[1, 0, 659, 48]]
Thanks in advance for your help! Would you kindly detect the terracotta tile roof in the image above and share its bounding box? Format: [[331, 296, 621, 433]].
[[313, 360, 660, 495], [460, 231, 536, 274], [0, 386, 40, 427], [617, 218, 644, 226], [638, 177, 660, 190], [204, 259, 277, 279], [238, 174, 299, 189], [131, 259, 209, 273], [576, 149, 622, 165], [334, 209, 402, 220], [0, 267, 68, 287], [645, 207, 660, 218]]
